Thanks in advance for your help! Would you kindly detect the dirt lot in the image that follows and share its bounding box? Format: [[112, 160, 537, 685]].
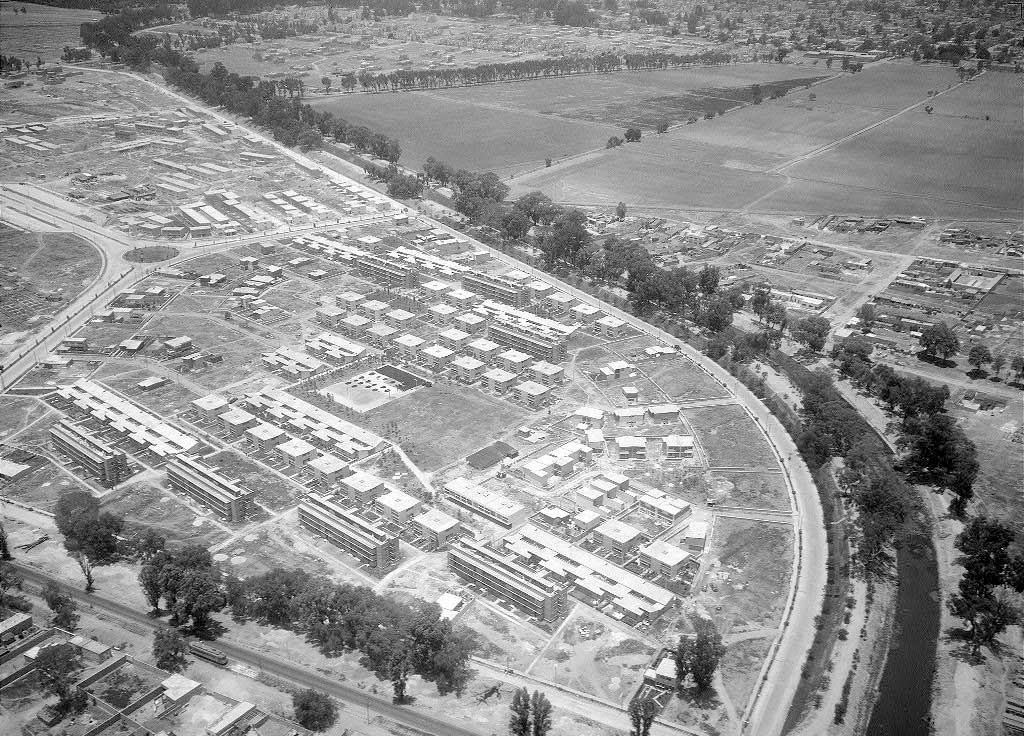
[[458, 599, 549, 671], [528, 605, 657, 706], [102, 479, 229, 548], [365, 383, 527, 471], [205, 449, 302, 511], [0, 228, 100, 350], [705, 518, 793, 632], [707, 470, 791, 510], [685, 403, 777, 468], [0, 395, 51, 441]]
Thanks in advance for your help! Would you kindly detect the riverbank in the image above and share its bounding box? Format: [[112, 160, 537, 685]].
[[926, 488, 1023, 736]]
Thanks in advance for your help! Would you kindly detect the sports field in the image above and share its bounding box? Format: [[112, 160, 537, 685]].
[[510, 61, 1022, 219], [310, 63, 834, 176]]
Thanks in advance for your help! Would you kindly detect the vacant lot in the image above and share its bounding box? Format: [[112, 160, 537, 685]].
[[0, 396, 51, 442], [685, 404, 777, 468], [459, 600, 549, 671], [102, 480, 229, 548], [206, 449, 300, 511], [709, 518, 793, 630], [707, 470, 791, 510], [642, 358, 732, 402], [953, 398, 1024, 533], [510, 61, 1020, 219], [365, 384, 527, 470]]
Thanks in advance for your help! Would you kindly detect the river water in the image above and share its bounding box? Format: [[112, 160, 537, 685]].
[[865, 531, 940, 735]]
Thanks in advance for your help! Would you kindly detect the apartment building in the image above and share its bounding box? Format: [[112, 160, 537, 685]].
[[49, 420, 129, 488], [461, 271, 531, 308], [444, 477, 527, 527], [298, 493, 400, 570], [356, 253, 418, 288], [166, 455, 256, 522], [448, 539, 567, 622]]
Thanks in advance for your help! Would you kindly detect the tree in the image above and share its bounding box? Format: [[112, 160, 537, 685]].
[[321, 75, 331, 92], [792, 315, 831, 353], [173, 568, 223, 634], [35, 643, 81, 702], [0, 561, 23, 612], [292, 688, 337, 731], [656, 119, 669, 133], [616, 201, 627, 220], [750, 287, 772, 321], [991, 353, 1006, 378], [54, 491, 124, 564], [856, 302, 876, 331], [530, 690, 552, 736], [675, 618, 726, 692], [509, 687, 531, 736], [152, 627, 188, 673], [628, 697, 658, 736], [697, 265, 720, 296], [606, 135, 624, 148], [967, 344, 992, 373], [1011, 354, 1024, 383], [514, 192, 557, 225], [43, 582, 79, 631], [919, 322, 960, 360], [501, 210, 532, 241], [74, 553, 94, 593], [624, 127, 641, 142]]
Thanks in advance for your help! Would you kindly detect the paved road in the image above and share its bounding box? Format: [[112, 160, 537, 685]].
[[9, 563, 486, 736]]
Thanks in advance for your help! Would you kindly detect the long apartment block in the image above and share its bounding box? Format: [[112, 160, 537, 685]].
[[475, 300, 573, 362], [461, 271, 531, 308], [298, 493, 399, 570], [166, 455, 257, 523], [49, 420, 130, 488], [356, 253, 418, 289], [443, 477, 527, 528], [448, 539, 567, 622]]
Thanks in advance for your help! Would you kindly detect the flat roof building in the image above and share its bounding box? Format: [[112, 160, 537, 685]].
[[167, 455, 257, 522], [299, 493, 399, 570], [449, 539, 567, 622], [341, 469, 386, 504], [461, 271, 531, 308], [50, 420, 130, 488], [374, 489, 423, 524], [414, 508, 462, 548], [444, 477, 527, 527], [639, 540, 691, 577]]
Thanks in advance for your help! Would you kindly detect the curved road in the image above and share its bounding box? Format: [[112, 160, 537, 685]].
[[10, 563, 485, 736]]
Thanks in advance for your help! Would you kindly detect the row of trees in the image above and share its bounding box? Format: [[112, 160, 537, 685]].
[[225, 567, 478, 702], [1, 55, 45, 71], [336, 49, 734, 93]]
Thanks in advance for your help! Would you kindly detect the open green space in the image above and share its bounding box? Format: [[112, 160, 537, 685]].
[[365, 383, 527, 471], [685, 404, 777, 468]]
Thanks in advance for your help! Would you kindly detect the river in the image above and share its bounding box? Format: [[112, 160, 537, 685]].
[[865, 531, 940, 735]]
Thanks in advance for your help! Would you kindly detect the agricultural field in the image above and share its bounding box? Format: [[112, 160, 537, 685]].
[[0, 227, 100, 351], [364, 383, 528, 471], [0, 1, 103, 61], [310, 63, 834, 175], [685, 403, 777, 468], [510, 60, 1021, 220]]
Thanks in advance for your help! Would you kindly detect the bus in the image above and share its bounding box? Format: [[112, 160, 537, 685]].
[[188, 641, 228, 666]]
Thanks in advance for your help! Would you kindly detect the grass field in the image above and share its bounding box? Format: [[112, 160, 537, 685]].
[[642, 358, 732, 402], [102, 480, 229, 548], [685, 404, 777, 468], [510, 61, 1021, 219], [0, 1, 103, 61], [953, 398, 1024, 533], [206, 449, 301, 511], [311, 63, 835, 175], [365, 384, 528, 471]]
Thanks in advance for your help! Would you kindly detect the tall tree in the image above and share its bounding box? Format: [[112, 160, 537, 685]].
[[35, 643, 81, 702], [856, 302, 876, 330], [918, 322, 960, 360], [530, 690, 553, 736], [628, 697, 658, 736], [967, 344, 992, 372], [152, 627, 188, 673], [0, 520, 11, 560], [509, 687, 531, 736]]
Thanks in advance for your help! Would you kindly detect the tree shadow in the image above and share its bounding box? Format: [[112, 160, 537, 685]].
[[677, 686, 721, 710], [915, 351, 956, 369], [942, 626, 986, 665], [965, 368, 989, 380], [192, 619, 227, 641]]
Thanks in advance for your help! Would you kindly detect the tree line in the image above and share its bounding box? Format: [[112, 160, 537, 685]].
[[336, 49, 734, 94], [224, 567, 478, 702]]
